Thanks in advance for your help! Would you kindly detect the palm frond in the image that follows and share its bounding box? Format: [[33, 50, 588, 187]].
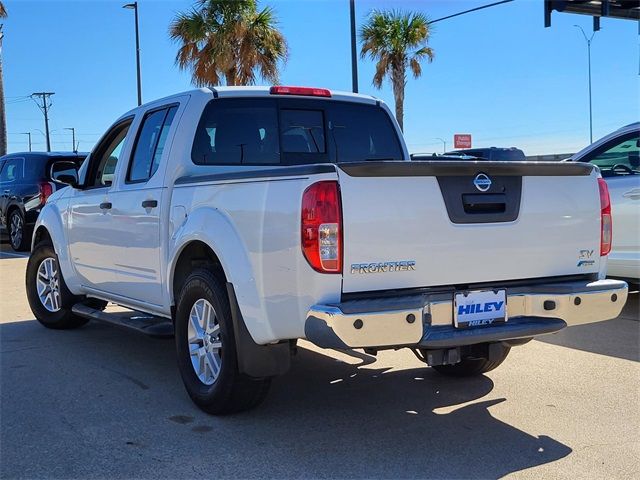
[[170, 0, 286, 86], [359, 8, 434, 89]]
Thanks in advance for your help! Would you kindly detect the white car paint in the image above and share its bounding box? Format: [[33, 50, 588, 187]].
[[570, 122, 640, 282], [33, 87, 626, 348]]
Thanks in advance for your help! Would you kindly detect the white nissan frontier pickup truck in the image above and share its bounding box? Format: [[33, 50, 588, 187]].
[[26, 86, 628, 414]]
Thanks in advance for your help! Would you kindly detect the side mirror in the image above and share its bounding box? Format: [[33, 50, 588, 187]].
[[50, 161, 79, 187]]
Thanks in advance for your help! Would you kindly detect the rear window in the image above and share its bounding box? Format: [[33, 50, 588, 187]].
[[191, 98, 403, 165]]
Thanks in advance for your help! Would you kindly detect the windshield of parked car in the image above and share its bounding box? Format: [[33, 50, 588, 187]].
[[191, 98, 403, 165]]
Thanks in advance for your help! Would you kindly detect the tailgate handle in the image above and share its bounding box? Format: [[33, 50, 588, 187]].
[[462, 194, 506, 214]]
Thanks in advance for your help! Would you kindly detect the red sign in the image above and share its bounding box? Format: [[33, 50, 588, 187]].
[[454, 134, 472, 149]]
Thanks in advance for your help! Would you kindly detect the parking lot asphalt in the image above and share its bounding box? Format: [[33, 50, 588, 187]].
[[1, 238, 638, 479]]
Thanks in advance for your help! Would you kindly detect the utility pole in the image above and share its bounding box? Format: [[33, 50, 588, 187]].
[[31, 92, 54, 152], [123, 2, 142, 106], [349, 0, 358, 93], [20, 132, 31, 152], [64, 127, 76, 152], [0, 23, 7, 156], [574, 25, 596, 144], [435, 137, 447, 153]]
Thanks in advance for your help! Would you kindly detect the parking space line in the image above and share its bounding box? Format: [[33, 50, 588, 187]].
[[0, 251, 30, 259]]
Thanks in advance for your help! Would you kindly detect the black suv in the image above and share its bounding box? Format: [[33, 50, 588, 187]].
[[412, 147, 526, 162], [0, 152, 87, 251], [442, 147, 526, 161]]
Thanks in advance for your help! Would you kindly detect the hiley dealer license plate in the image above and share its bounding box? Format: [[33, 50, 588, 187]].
[[454, 289, 507, 328]]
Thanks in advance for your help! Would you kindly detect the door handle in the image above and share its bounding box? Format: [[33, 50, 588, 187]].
[[141, 199, 158, 209], [99, 202, 112, 210], [623, 188, 640, 200], [3, 189, 9, 194]]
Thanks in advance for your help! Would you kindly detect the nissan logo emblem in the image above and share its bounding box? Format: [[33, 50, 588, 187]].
[[473, 173, 492, 192]]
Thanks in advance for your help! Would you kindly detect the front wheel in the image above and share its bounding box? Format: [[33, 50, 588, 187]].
[[431, 344, 511, 377], [25, 241, 88, 329], [174, 268, 271, 415]]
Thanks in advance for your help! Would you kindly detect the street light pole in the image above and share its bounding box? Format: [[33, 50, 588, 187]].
[[574, 25, 596, 144], [349, 0, 358, 93], [20, 132, 31, 152], [435, 137, 447, 153], [64, 127, 76, 152], [123, 2, 142, 106]]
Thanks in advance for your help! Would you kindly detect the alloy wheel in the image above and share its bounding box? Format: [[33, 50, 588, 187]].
[[36, 257, 61, 312], [10, 213, 22, 249], [187, 298, 222, 385]]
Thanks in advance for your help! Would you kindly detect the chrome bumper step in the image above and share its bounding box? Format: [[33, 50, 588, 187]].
[[419, 317, 566, 349], [306, 278, 627, 350]]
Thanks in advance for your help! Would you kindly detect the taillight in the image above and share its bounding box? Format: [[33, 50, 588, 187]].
[[301, 181, 342, 273], [270, 86, 331, 97], [39, 182, 53, 205], [598, 178, 612, 256]]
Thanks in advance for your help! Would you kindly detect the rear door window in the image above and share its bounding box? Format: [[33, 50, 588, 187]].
[[192, 98, 403, 165], [127, 105, 178, 183], [0, 158, 24, 182]]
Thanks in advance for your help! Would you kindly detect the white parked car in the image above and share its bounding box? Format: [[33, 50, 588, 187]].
[[569, 122, 640, 283], [26, 87, 628, 414]]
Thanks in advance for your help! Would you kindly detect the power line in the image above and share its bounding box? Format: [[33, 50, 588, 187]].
[[428, 0, 515, 25]]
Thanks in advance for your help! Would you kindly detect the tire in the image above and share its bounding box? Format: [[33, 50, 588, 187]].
[[174, 268, 271, 415], [9, 210, 30, 251], [25, 241, 88, 329], [431, 344, 511, 377]]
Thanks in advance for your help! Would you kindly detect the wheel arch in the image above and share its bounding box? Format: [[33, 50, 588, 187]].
[[167, 206, 274, 343], [32, 225, 52, 247], [171, 240, 227, 306], [31, 204, 83, 295]]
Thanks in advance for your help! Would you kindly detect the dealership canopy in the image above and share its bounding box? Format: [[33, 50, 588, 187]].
[[544, 0, 640, 30]]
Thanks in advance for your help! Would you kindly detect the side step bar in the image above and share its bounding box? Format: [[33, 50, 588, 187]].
[[72, 303, 174, 338]]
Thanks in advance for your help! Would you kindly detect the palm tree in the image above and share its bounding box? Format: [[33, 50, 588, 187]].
[[169, 0, 287, 87], [360, 10, 434, 131], [0, 1, 7, 156]]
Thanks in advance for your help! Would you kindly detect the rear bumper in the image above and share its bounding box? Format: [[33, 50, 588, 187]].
[[305, 278, 628, 350]]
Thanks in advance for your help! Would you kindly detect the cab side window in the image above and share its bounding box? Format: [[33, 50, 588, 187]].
[[589, 133, 639, 177], [127, 105, 178, 183], [87, 120, 132, 188], [0, 158, 24, 183]]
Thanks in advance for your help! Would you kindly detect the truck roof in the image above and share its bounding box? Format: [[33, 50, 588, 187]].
[[210, 86, 379, 105], [118, 86, 381, 120]]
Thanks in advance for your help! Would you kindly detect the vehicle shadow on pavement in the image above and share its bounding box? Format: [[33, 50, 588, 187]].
[[0, 236, 30, 259], [0, 319, 571, 479], [538, 292, 639, 362]]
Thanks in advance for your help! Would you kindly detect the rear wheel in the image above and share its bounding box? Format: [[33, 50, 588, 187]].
[[431, 344, 511, 377], [26, 241, 88, 329], [174, 268, 271, 415], [9, 210, 30, 251]]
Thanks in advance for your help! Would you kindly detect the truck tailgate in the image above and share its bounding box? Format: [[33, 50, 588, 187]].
[[338, 161, 600, 293]]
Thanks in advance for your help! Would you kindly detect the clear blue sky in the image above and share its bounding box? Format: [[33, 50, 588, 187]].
[[3, 0, 639, 155]]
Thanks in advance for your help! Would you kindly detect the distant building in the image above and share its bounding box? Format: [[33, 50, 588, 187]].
[[526, 153, 575, 162]]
